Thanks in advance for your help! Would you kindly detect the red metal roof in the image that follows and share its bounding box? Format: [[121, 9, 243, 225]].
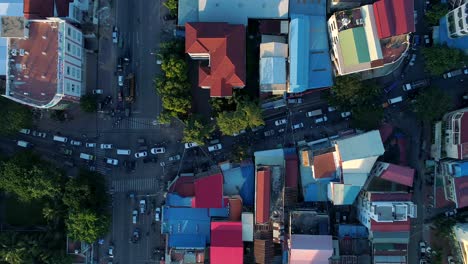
[[313, 152, 337, 179], [168, 176, 195, 197], [373, 0, 415, 39], [256, 168, 271, 224], [228, 198, 243, 221], [23, 0, 54, 19], [193, 173, 223, 208], [210, 222, 243, 264], [370, 219, 411, 232], [370, 192, 412, 202], [285, 156, 298, 188], [380, 164, 414, 187], [455, 177, 468, 208], [185, 22, 246, 97]]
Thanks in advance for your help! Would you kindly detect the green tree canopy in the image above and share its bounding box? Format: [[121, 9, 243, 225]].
[[66, 209, 109, 244], [240, 101, 265, 129], [328, 75, 381, 109], [163, 0, 178, 16], [79, 94, 97, 113], [215, 99, 264, 136], [0, 97, 32, 136], [183, 116, 214, 145], [0, 152, 61, 201], [421, 45, 466, 76], [351, 104, 384, 130], [413, 87, 451, 123], [424, 3, 449, 26], [161, 56, 188, 81]]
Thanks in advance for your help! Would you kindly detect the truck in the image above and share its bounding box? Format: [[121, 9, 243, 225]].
[[443, 69, 463, 79], [125, 73, 135, 103], [402, 79, 430, 91]]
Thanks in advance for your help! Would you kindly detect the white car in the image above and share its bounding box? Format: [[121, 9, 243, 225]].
[[100, 144, 113, 149], [32, 131, 47, 138], [328, 106, 336, 112], [19, 128, 31, 135], [139, 200, 146, 214], [185, 142, 198, 149], [112, 26, 118, 44], [132, 210, 138, 224], [409, 54, 417, 66], [105, 158, 118, 166], [341, 112, 351, 118], [445, 208, 457, 217], [85, 143, 96, 148], [232, 129, 246, 136], [155, 207, 161, 222], [70, 140, 82, 146], [315, 116, 328, 124], [275, 119, 287, 126], [419, 241, 426, 255], [208, 144, 222, 152], [108, 246, 114, 258], [93, 89, 103, 94], [118, 75, 124, 86], [134, 151, 147, 158], [150, 147, 166, 154], [292, 123, 304, 130]]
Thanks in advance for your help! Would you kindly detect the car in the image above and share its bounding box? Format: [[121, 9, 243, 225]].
[[100, 144, 113, 149], [118, 75, 124, 86], [275, 119, 287, 126], [306, 109, 323, 118], [264, 129, 275, 137], [32, 131, 47, 138], [292, 123, 304, 130], [419, 259, 427, 264], [185, 142, 199, 149], [131, 228, 140, 243], [464, 68, 468, 75], [402, 79, 430, 91], [93, 89, 103, 94], [278, 128, 285, 133], [315, 116, 328, 124], [70, 140, 82, 146], [341, 112, 351, 118], [108, 246, 114, 258], [132, 210, 138, 224], [251, 126, 264, 132], [208, 144, 222, 152], [139, 199, 146, 214], [232, 129, 246, 136], [445, 208, 457, 217], [85, 143, 96, 148], [105, 158, 119, 166], [444, 69, 463, 79], [112, 26, 118, 44], [419, 241, 426, 255], [150, 147, 166, 154], [448, 256, 455, 264], [60, 148, 72, 156], [423, 34, 431, 47], [19, 128, 31, 135], [169, 155, 181, 161], [328, 106, 336, 112], [409, 54, 417, 66], [134, 151, 147, 158], [155, 207, 161, 221], [287, 98, 303, 104]]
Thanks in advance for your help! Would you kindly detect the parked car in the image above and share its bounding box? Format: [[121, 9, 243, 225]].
[[134, 151, 147, 158], [19, 128, 31, 135], [93, 89, 103, 94], [287, 98, 303, 104], [101, 144, 113, 149], [32, 131, 47, 138], [341, 112, 351, 118], [108, 246, 114, 258], [155, 207, 161, 221], [444, 69, 463, 79], [419, 241, 426, 256], [232, 129, 246, 136], [423, 34, 432, 47], [292, 123, 304, 130], [169, 155, 181, 161], [315, 116, 328, 124], [132, 210, 138, 224], [306, 109, 323, 117], [402, 79, 430, 91], [464, 68, 468, 75], [185, 142, 198, 149], [275, 119, 287, 126], [150, 147, 166, 154], [85, 143, 96, 148], [70, 140, 82, 146], [132, 228, 140, 243], [208, 144, 222, 152], [139, 200, 146, 214], [409, 54, 417, 66], [105, 158, 119, 166], [264, 129, 275, 137], [112, 26, 118, 44], [327, 106, 336, 112], [445, 208, 457, 217], [118, 75, 124, 86]]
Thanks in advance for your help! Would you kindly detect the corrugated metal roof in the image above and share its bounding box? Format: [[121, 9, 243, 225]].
[[380, 163, 414, 187], [370, 219, 410, 232], [285, 156, 299, 188], [177, 0, 199, 26], [256, 168, 271, 224], [329, 183, 361, 205], [162, 207, 211, 248], [372, 231, 409, 244], [260, 57, 286, 85], [454, 162, 468, 177], [193, 173, 224, 208], [313, 152, 337, 179], [210, 222, 243, 264], [338, 225, 368, 238], [241, 212, 254, 242], [289, 0, 326, 16], [373, 0, 415, 39], [336, 130, 384, 161], [290, 235, 333, 264]]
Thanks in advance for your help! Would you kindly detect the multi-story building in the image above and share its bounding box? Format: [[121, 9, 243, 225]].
[[24, 0, 90, 24], [4, 19, 84, 108], [453, 223, 468, 264], [437, 159, 468, 209], [446, 0, 468, 39], [432, 107, 468, 161]]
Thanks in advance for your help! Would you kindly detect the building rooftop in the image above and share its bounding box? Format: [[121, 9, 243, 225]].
[[328, 183, 362, 205], [289, 0, 326, 16], [193, 173, 224, 208], [313, 152, 338, 179], [1, 16, 24, 38], [7, 21, 60, 107], [338, 224, 369, 238], [185, 22, 246, 97], [455, 177, 468, 208], [256, 167, 271, 224], [210, 222, 243, 264], [373, 0, 415, 39], [300, 149, 335, 202], [290, 235, 334, 264], [221, 161, 255, 206], [436, 17, 468, 54], [370, 219, 410, 232], [260, 57, 286, 85], [378, 163, 415, 187], [336, 130, 385, 161], [290, 210, 330, 236], [23, 0, 54, 19]]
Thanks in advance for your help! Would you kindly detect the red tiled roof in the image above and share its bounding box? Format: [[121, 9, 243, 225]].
[[285, 156, 298, 188], [455, 177, 468, 208], [380, 164, 414, 187], [370, 219, 411, 232], [186, 22, 246, 97], [210, 222, 243, 264], [313, 152, 337, 179], [373, 0, 415, 39], [193, 173, 223, 208], [23, 0, 54, 19], [370, 192, 412, 202], [256, 168, 271, 224]]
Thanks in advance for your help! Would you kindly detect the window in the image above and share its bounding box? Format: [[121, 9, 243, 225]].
[[72, 45, 76, 55], [72, 68, 75, 77], [77, 70, 81, 80], [73, 30, 76, 40], [67, 28, 71, 36], [77, 48, 81, 58], [67, 43, 71, 52], [71, 84, 75, 92], [66, 66, 70, 75]]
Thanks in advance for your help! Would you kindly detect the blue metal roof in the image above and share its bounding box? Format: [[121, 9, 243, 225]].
[[166, 193, 193, 207], [222, 163, 255, 206], [289, 14, 333, 93], [162, 207, 211, 248], [438, 17, 468, 53], [289, 0, 326, 16], [303, 181, 330, 202], [338, 224, 368, 238], [454, 162, 468, 177]]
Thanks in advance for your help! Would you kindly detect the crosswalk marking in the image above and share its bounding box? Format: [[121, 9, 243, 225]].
[[112, 178, 160, 192], [112, 117, 161, 130]]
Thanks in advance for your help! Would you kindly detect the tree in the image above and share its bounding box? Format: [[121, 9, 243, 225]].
[[159, 40, 184, 59], [163, 0, 178, 16], [239, 101, 265, 129], [425, 3, 449, 26], [0, 97, 32, 136], [0, 152, 61, 201], [413, 87, 451, 123], [183, 116, 214, 145], [66, 209, 109, 244], [79, 94, 97, 113], [351, 104, 384, 130], [216, 111, 248, 136], [421, 46, 466, 76], [161, 56, 188, 81], [328, 75, 381, 109]]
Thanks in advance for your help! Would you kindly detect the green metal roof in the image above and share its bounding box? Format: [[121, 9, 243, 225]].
[[339, 27, 371, 67]]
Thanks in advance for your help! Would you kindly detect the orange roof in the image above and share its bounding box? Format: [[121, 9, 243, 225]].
[[313, 152, 337, 179], [256, 168, 271, 224], [186, 22, 246, 97]]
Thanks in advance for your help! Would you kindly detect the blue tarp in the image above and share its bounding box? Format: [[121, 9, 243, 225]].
[[338, 224, 369, 238], [240, 163, 255, 205], [454, 162, 468, 177]]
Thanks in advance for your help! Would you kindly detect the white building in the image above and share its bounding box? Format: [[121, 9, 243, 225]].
[[446, 1, 468, 39], [432, 107, 468, 161]]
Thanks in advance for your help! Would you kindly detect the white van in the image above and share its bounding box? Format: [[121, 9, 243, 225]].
[[17, 140, 31, 148], [53, 135, 68, 143], [116, 149, 131, 155], [388, 96, 403, 105], [306, 109, 323, 117], [79, 153, 95, 161]]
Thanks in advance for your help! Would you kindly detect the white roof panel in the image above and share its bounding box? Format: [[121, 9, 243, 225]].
[[336, 130, 384, 161], [260, 57, 286, 85]]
